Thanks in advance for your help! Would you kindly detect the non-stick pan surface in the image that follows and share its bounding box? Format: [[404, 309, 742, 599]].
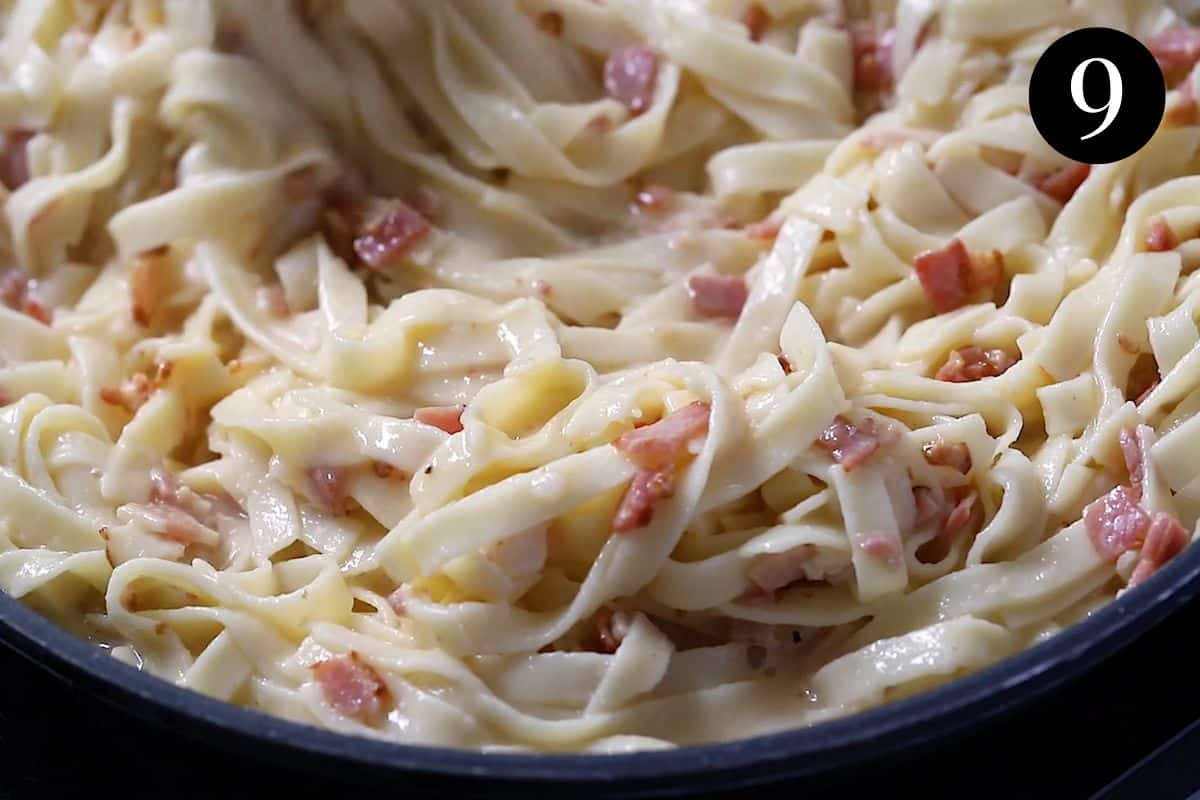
[[3, 543, 1200, 798]]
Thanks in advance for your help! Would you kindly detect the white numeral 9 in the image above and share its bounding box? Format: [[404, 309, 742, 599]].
[[1070, 57, 1123, 141]]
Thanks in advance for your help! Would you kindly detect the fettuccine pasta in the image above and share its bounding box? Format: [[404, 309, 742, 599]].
[[2, 0, 1199, 753]]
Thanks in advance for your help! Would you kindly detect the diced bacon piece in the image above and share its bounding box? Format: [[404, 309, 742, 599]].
[[612, 467, 675, 532], [0, 269, 51, 325], [1148, 27, 1200, 83], [969, 249, 1005, 290], [100, 373, 154, 414], [941, 490, 978, 538], [1130, 513, 1191, 587], [923, 439, 972, 474], [914, 239, 970, 314], [1032, 163, 1090, 204], [615, 402, 711, 471], [307, 465, 349, 516], [634, 183, 675, 215], [744, 218, 782, 242], [913, 486, 942, 526], [593, 607, 633, 653], [1119, 427, 1146, 501], [850, 24, 895, 92], [935, 346, 1017, 382], [352, 200, 430, 269], [818, 415, 884, 471], [1146, 216, 1179, 252], [535, 10, 564, 37], [0, 130, 33, 191], [312, 654, 386, 720], [256, 285, 290, 318], [741, 4, 770, 42], [603, 45, 660, 115], [746, 545, 816, 594], [130, 246, 169, 327], [858, 532, 903, 568], [687, 274, 749, 320], [1084, 485, 1152, 561], [154, 507, 216, 545], [414, 405, 465, 435]]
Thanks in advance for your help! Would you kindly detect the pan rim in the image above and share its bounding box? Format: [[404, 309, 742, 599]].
[[3, 544, 1199, 790]]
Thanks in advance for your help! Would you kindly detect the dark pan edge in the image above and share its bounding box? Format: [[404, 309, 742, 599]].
[[3, 543, 1200, 794]]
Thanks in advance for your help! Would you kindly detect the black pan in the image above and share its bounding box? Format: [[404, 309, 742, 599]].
[[3, 542, 1200, 798]]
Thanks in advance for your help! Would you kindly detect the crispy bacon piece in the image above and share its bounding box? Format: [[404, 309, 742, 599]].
[[859, 532, 903, 568], [923, 440, 972, 474], [687, 274, 749, 320], [634, 183, 675, 215], [1084, 485, 1152, 561], [849, 24, 895, 92], [352, 200, 430, 269], [1119, 427, 1146, 501], [414, 405, 465, 435], [307, 465, 349, 516], [817, 415, 888, 471], [603, 45, 660, 115], [1146, 216, 1179, 252], [615, 402, 711, 471], [535, 10, 564, 37], [1129, 513, 1191, 587], [149, 466, 244, 525], [935, 346, 1017, 383], [130, 246, 169, 327], [744, 218, 782, 242], [100, 373, 154, 414], [612, 467, 674, 532], [741, 4, 770, 42], [913, 486, 942, 526], [1148, 26, 1200, 85], [746, 545, 816, 594], [914, 239, 1005, 315], [0, 270, 51, 325], [612, 403, 710, 533], [1031, 163, 1090, 204], [941, 490, 978, 538], [312, 654, 386, 720], [0, 130, 33, 191]]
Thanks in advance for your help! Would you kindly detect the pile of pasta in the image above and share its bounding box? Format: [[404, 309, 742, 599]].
[[3, 0, 1200, 753]]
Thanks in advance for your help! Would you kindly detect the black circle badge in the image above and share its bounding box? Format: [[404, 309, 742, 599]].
[[1029, 27, 1165, 164]]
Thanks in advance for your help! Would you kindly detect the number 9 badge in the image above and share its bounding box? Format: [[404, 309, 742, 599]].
[[1030, 27, 1166, 164]]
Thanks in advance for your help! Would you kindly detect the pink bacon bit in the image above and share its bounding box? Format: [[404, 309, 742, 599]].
[[615, 402, 711, 471], [858, 532, 903, 569], [913, 486, 942, 527], [1130, 513, 1191, 587], [1148, 26, 1200, 85], [935, 345, 1017, 383], [817, 415, 897, 471], [130, 246, 169, 327], [744, 217, 782, 243], [613, 467, 675, 533], [312, 654, 387, 720], [603, 45, 660, 115], [1084, 485, 1152, 561], [941, 490, 978, 538], [352, 200, 430, 269], [100, 373, 154, 414], [414, 405, 465, 435], [913, 239, 1004, 315], [308, 465, 349, 516], [1146, 216, 1179, 252], [687, 274, 749, 320], [923, 439, 972, 474], [746, 545, 816, 595], [1031, 163, 1090, 205], [1119, 427, 1146, 501], [742, 4, 771, 42], [850, 24, 895, 92], [0, 130, 33, 191], [0, 270, 51, 325]]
